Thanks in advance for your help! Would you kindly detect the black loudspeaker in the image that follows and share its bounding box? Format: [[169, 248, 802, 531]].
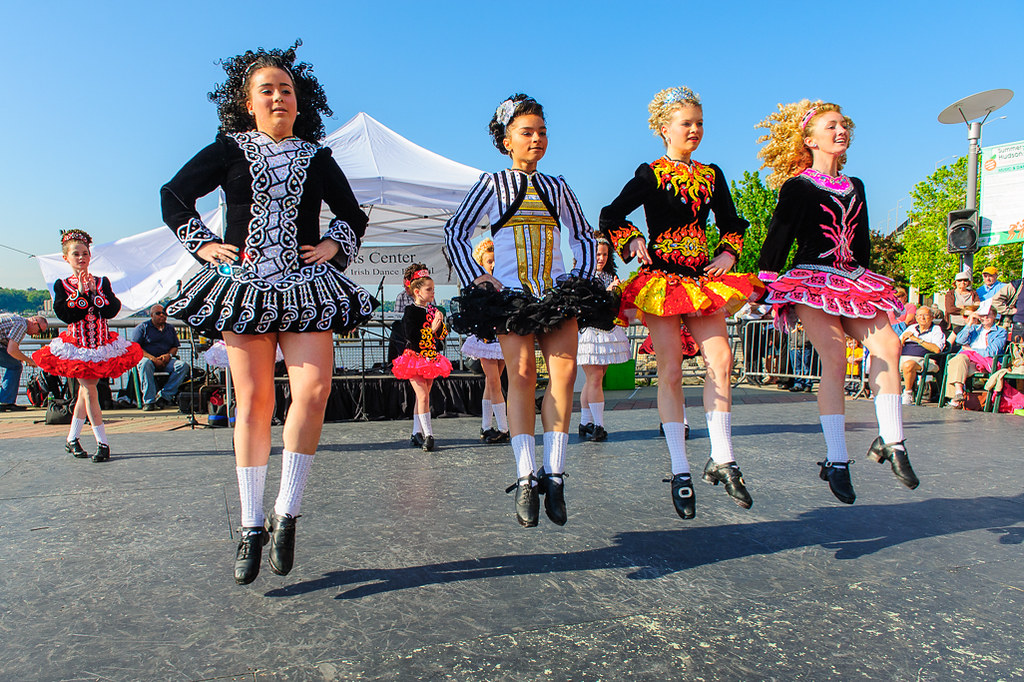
[[947, 208, 979, 254]]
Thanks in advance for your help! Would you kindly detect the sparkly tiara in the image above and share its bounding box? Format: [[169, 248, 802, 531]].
[[664, 87, 700, 106], [60, 229, 92, 246], [404, 269, 431, 287], [800, 107, 819, 130]]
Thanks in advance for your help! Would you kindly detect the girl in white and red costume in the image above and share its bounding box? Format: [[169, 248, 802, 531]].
[[34, 229, 142, 462]]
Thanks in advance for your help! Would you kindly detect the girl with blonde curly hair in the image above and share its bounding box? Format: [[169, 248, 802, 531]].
[[459, 238, 509, 443], [756, 100, 919, 505], [600, 87, 763, 521]]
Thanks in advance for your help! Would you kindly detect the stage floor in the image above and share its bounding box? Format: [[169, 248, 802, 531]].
[[1, 398, 1021, 680]]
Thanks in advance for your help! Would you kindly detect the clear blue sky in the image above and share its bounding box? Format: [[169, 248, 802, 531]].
[[2, 0, 1022, 290]]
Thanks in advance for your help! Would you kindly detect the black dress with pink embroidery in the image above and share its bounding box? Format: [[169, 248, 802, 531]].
[[757, 168, 902, 329], [33, 275, 143, 380]]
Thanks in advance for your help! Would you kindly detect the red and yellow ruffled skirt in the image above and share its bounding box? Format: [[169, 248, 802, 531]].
[[616, 266, 764, 326]]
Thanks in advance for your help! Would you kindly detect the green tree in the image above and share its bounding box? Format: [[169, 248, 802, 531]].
[[901, 158, 969, 293], [0, 288, 49, 315], [868, 229, 906, 288], [729, 170, 778, 273]]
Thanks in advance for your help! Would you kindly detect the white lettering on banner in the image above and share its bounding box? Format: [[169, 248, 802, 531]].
[[980, 139, 1024, 247]]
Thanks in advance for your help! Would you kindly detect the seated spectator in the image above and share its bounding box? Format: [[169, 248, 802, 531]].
[[976, 266, 1003, 301], [898, 306, 946, 404], [788, 323, 816, 392], [888, 287, 916, 334], [943, 305, 1008, 409], [943, 271, 980, 334], [991, 275, 1023, 342], [130, 305, 190, 411], [844, 336, 864, 396]]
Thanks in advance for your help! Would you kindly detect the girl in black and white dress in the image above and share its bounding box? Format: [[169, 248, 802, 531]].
[[445, 94, 611, 528], [161, 42, 374, 585]]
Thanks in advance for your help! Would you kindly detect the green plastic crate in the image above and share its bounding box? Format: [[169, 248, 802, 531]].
[[602, 358, 636, 390]]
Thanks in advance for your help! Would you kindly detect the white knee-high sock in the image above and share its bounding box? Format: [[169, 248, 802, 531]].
[[481, 399, 493, 431], [542, 431, 568, 478], [591, 402, 605, 427], [874, 393, 904, 445], [493, 402, 508, 431], [820, 414, 848, 463], [91, 423, 107, 446], [663, 422, 690, 475], [412, 414, 422, 435], [581, 406, 593, 425], [237, 464, 268, 528], [705, 411, 735, 465], [511, 434, 536, 480], [274, 450, 315, 517], [67, 417, 86, 442], [416, 412, 433, 437]]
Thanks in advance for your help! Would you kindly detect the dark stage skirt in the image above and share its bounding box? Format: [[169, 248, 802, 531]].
[[167, 262, 376, 337]]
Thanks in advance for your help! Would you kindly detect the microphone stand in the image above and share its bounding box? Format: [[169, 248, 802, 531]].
[[170, 329, 205, 431]]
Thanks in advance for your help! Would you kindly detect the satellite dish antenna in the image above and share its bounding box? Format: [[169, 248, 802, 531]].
[[936, 88, 1014, 276], [938, 89, 1013, 125]]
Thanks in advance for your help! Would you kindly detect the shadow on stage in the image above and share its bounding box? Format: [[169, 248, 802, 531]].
[[265, 492, 1024, 600]]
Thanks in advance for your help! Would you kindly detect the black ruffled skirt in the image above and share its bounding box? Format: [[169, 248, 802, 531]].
[[167, 262, 377, 337], [450, 275, 617, 342]]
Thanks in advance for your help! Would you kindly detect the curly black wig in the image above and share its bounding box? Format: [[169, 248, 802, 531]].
[[208, 39, 332, 143], [488, 93, 545, 155]]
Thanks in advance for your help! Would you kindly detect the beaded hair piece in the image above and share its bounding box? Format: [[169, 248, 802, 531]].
[[495, 99, 517, 126], [800, 107, 819, 130], [404, 269, 431, 287], [60, 229, 92, 246], [596, 236, 612, 247]]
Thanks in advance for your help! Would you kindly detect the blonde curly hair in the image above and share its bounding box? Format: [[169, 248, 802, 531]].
[[756, 100, 854, 189], [648, 87, 702, 145], [472, 238, 494, 266]]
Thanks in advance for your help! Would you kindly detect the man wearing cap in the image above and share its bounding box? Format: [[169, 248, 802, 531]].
[[0, 313, 48, 411], [944, 271, 980, 334], [977, 266, 1003, 301]]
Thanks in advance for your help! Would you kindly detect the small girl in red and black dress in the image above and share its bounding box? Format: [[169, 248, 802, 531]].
[[392, 264, 452, 451], [34, 230, 143, 462]]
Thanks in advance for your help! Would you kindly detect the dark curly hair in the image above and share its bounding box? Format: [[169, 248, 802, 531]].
[[488, 93, 545, 155], [596, 236, 618, 277], [208, 39, 332, 143]]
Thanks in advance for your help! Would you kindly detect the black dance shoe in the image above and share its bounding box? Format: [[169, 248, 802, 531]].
[[504, 474, 539, 527], [536, 469, 567, 526], [818, 460, 856, 504], [422, 435, 435, 452], [590, 425, 609, 442], [486, 429, 510, 444], [867, 437, 920, 490], [701, 459, 753, 509], [234, 526, 269, 585], [579, 422, 594, 440], [266, 513, 299, 576], [663, 473, 696, 520], [92, 443, 110, 463], [65, 439, 89, 459], [409, 433, 425, 448]]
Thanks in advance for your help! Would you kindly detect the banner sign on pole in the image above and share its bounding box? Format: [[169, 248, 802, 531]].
[[980, 139, 1024, 247], [344, 243, 456, 286]]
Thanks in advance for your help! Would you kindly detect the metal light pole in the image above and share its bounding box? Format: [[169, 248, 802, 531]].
[[938, 89, 1014, 277]]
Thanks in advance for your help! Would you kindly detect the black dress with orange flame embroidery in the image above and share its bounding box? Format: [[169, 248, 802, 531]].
[[599, 158, 762, 322]]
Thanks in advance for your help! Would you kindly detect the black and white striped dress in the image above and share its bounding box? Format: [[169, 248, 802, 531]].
[[445, 169, 602, 339]]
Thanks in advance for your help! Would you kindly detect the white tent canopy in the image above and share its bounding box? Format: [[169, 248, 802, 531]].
[[37, 113, 483, 316]]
